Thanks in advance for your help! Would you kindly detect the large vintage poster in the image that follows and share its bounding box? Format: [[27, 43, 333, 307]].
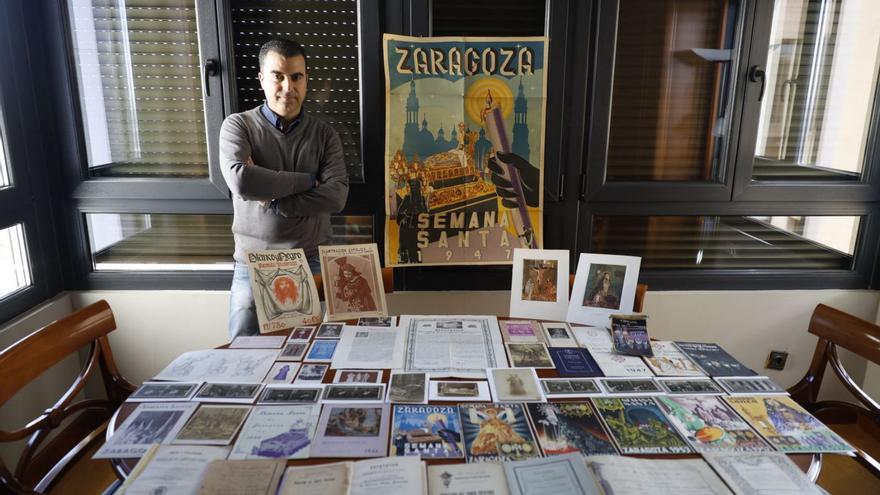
[[384, 35, 548, 266]]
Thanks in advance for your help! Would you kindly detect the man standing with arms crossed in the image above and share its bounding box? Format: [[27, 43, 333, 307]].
[[220, 39, 348, 338]]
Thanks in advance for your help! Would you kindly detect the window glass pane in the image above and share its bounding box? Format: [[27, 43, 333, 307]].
[[230, 0, 364, 182], [754, 0, 879, 181], [87, 213, 374, 270], [591, 215, 858, 270], [432, 0, 546, 36], [0, 114, 10, 188], [607, 0, 738, 182], [0, 224, 32, 299], [68, 0, 208, 178]]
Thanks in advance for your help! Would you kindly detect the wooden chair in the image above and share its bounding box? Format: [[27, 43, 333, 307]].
[[314, 266, 394, 302], [787, 303, 880, 479], [0, 300, 136, 494], [568, 274, 647, 313]]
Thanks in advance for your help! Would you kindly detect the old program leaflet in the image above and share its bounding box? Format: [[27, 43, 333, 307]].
[[401, 315, 507, 378], [332, 325, 405, 369]]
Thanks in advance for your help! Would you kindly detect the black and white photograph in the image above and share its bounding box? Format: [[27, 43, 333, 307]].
[[316, 323, 344, 339], [357, 316, 396, 327], [386, 372, 427, 403], [194, 383, 263, 403], [333, 370, 383, 384], [278, 341, 309, 361], [540, 378, 604, 397], [322, 384, 386, 402], [295, 364, 329, 382], [716, 376, 787, 395], [429, 381, 491, 402], [599, 378, 663, 395], [505, 342, 555, 368], [658, 378, 725, 395], [129, 381, 201, 402], [257, 385, 323, 404]]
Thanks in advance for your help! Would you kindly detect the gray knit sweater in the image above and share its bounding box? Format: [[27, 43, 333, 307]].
[[219, 107, 349, 262]]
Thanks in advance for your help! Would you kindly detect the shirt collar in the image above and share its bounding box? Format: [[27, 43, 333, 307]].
[[260, 103, 304, 134]]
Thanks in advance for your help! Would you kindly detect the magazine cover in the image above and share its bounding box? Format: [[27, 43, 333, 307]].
[[673, 342, 756, 377], [247, 249, 321, 333], [655, 396, 771, 453], [724, 396, 853, 453], [384, 35, 548, 266], [318, 243, 388, 321], [390, 405, 464, 459], [643, 341, 704, 377], [592, 397, 692, 454], [609, 314, 652, 357], [525, 402, 617, 456], [459, 403, 540, 462]]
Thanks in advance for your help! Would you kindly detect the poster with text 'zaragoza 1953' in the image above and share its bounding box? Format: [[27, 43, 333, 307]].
[[384, 34, 548, 266]]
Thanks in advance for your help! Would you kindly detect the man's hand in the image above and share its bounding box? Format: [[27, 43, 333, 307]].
[[488, 151, 540, 208], [244, 156, 272, 208]]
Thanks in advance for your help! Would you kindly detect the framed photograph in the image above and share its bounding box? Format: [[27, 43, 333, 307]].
[[498, 319, 545, 344], [357, 316, 396, 327], [173, 405, 251, 445], [567, 253, 641, 327], [333, 370, 384, 384], [428, 381, 491, 402], [128, 381, 202, 402], [322, 384, 387, 403], [539, 378, 605, 398], [599, 378, 664, 396], [288, 326, 316, 341], [386, 372, 428, 404], [715, 376, 787, 396], [505, 342, 554, 369], [315, 323, 344, 339], [487, 368, 545, 402], [278, 341, 309, 362], [193, 383, 264, 404], [509, 248, 570, 321], [257, 385, 323, 404], [228, 335, 287, 349], [295, 364, 329, 383], [263, 362, 300, 384], [658, 378, 725, 395], [310, 403, 390, 458], [319, 244, 388, 321], [541, 322, 578, 348], [305, 340, 338, 363]]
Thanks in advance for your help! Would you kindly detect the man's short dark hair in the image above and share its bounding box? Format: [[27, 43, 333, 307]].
[[259, 39, 308, 69]]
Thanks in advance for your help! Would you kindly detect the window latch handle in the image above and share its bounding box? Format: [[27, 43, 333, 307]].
[[204, 59, 220, 97], [749, 65, 766, 102]]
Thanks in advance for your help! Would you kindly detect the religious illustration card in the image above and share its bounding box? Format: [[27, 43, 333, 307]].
[[487, 368, 545, 402], [294, 363, 329, 383], [567, 253, 641, 327], [287, 326, 316, 342], [643, 340, 705, 377], [509, 249, 570, 321], [592, 397, 692, 454], [724, 396, 853, 453], [525, 402, 618, 456], [263, 363, 299, 384], [609, 314, 652, 357], [383, 35, 549, 268], [173, 405, 251, 446], [498, 319, 546, 344], [357, 316, 396, 327], [128, 381, 202, 402], [321, 384, 386, 403], [540, 378, 605, 399], [598, 378, 664, 396], [673, 342, 757, 377], [315, 322, 344, 339], [655, 396, 771, 453], [390, 404, 464, 459], [246, 248, 322, 333], [277, 341, 308, 362], [333, 370, 383, 384], [715, 376, 787, 396], [548, 347, 604, 377], [505, 342, 554, 368], [656, 377, 725, 395], [310, 403, 391, 458], [94, 402, 199, 459], [429, 380, 492, 402], [386, 372, 428, 404], [540, 322, 579, 347], [228, 404, 321, 460], [305, 339, 338, 363], [193, 383, 263, 404], [459, 403, 541, 462], [257, 385, 323, 405], [319, 243, 388, 321]]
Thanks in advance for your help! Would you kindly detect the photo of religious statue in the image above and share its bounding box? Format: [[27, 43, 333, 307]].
[[521, 258, 558, 302], [582, 263, 626, 310]]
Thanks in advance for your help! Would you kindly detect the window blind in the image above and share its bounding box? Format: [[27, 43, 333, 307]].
[[230, 0, 363, 182], [431, 0, 546, 37]]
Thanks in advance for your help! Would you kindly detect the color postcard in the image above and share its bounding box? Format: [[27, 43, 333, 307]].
[[390, 404, 464, 459], [263, 362, 300, 384], [228, 404, 321, 460], [592, 397, 692, 454], [548, 347, 603, 377], [655, 395, 771, 453], [460, 403, 541, 462], [310, 403, 391, 458], [305, 339, 338, 363], [510, 249, 570, 322], [525, 402, 617, 456]]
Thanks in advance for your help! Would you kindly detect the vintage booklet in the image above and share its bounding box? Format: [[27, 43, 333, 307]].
[[724, 396, 853, 453], [609, 314, 652, 357], [332, 325, 405, 370], [153, 349, 279, 383], [279, 457, 427, 495], [278, 461, 354, 495], [509, 249, 571, 322], [702, 452, 824, 495], [571, 326, 653, 377], [525, 402, 617, 456], [673, 342, 756, 377], [247, 248, 322, 333], [228, 404, 321, 460], [548, 348, 604, 377], [311, 403, 391, 458], [94, 402, 199, 459], [117, 444, 229, 495], [592, 397, 692, 454], [427, 462, 510, 495], [642, 340, 704, 377], [319, 243, 388, 321], [460, 403, 541, 462], [390, 404, 464, 459], [173, 405, 251, 446], [504, 453, 599, 495], [196, 459, 286, 495], [584, 455, 733, 495], [655, 396, 771, 453], [400, 315, 507, 378]]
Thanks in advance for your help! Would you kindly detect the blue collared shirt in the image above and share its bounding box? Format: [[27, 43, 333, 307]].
[[260, 103, 303, 134]]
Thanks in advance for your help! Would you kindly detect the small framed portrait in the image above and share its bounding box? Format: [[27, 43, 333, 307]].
[[567, 253, 641, 327], [509, 249, 570, 321], [333, 370, 383, 384]]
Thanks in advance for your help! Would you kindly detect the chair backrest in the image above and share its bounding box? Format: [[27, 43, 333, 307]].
[[568, 274, 648, 313], [314, 266, 394, 302], [0, 300, 135, 494]]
